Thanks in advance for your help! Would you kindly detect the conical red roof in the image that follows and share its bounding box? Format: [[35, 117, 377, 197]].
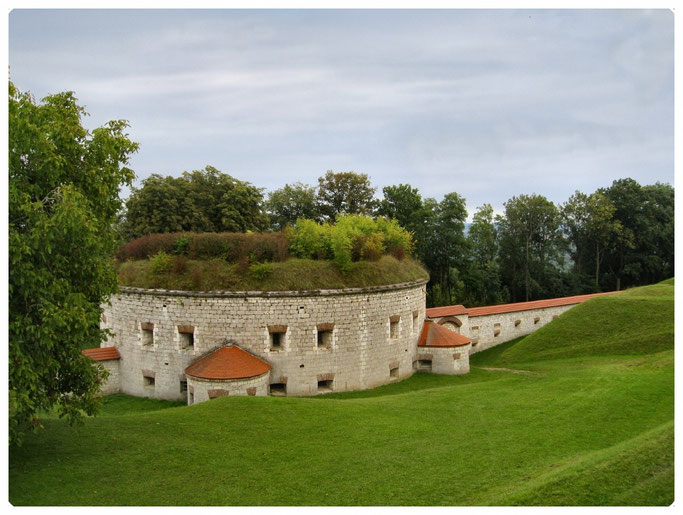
[[185, 346, 271, 380], [418, 320, 471, 348]]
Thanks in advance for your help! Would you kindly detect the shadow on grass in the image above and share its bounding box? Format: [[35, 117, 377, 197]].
[[469, 336, 527, 367]]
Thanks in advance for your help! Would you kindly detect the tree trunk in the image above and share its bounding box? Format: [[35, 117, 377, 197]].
[[595, 243, 600, 288]]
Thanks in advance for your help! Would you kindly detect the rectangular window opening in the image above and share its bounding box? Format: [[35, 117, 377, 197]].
[[141, 328, 154, 346], [180, 332, 194, 349], [270, 332, 283, 350], [390, 317, 400, 339], [317, 379, 333, 392], [390, 366, 399, 379], [317, 329, 333, 349], [270, 383, 286, 396], [180, 380, 187, 393], [143, 376, 155, 388], [418, 360, 432, 372]]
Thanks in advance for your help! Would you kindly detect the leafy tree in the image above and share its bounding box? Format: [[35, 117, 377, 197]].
[[599, 179, 674, 290], [464, 204, 504, 306], [422, 193, 469, 306], [641, 182, 675, 283], [468, 204, 498, 266], [497, 194, 563, 302], [265, 182, 320, 230], [316, 170, 378, 221], [561, 191, 625, 289], [122, 166, 268, 239], [120, 174, 188, 237], [376, 184, 424, 233], [9, 82, 138, 445]]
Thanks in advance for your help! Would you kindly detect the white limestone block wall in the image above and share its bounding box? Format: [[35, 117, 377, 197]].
[[419, 343, 472, 375], [467, 304, 577, 354], [98, 359, 121, 395], [187, 372, 270, 404], [101, 279, 427, 400]]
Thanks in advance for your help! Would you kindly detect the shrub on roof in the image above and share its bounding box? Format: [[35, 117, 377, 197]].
[[117, 233, 182, 260], [117, 231, 290, 263], [288, 218, 333, 260], [289, 215, 414, 273], [116, 217, 414, 277]]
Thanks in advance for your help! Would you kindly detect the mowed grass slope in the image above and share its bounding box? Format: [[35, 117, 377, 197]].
[[9, 281, 673, 506]]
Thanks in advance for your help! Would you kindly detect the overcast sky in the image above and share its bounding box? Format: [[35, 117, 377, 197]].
[[8, 9, 674, 220]]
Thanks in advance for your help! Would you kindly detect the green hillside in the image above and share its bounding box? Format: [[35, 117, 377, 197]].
[[9, 281, 673, 506]]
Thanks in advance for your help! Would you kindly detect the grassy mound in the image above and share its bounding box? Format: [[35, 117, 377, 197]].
[[116, 255, 429, 291], [479, 280, 674, 366], [9, 281, 673, 505]]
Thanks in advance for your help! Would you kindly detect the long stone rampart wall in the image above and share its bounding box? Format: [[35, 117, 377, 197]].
[[101, 280, 427, 400], [430, 304, 579, 354]]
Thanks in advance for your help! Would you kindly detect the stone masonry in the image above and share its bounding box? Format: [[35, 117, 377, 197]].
[[101, 279, 428, 401], [94, 284, 612, 404]]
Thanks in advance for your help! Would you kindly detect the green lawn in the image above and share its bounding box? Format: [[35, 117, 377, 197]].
[[9, 281, 674, 506]]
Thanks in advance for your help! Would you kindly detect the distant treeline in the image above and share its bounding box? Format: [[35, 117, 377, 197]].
[[118, 167, 673, 307]]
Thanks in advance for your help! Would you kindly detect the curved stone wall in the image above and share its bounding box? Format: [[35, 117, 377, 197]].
[[101, 279, 428, 400], [187, 372, 270, 404]]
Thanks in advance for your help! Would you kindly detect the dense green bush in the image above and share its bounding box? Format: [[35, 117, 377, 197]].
[[117, 232, 289, 263], [289, 215, 414, 273], [116, 217, 413, 276], [149, 251, 173, 276], [117, 233, 182, 260], [288, 218, 332, 259]]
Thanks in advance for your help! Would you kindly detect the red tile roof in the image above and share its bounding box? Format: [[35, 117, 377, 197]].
[[466, 292, 617, 317], [82, 347, 120, 361], [424, 304, 468, 318], [185, 346, 271, 380], [418, 321, 471, 348], [425, 292, 618, 319]]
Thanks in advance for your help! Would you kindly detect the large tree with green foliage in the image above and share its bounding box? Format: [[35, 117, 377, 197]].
[[599, 179, 674, 290], [376, 184, 424, 233], [561, 190, 625, 290], [9, 82, 138, 445], [316, 170, 378, 221], [122, 166, 268, 239], [265, 181, 320, 230], [463, 203, 505, 306], [421, 193, 469, 306], [497, 194, 564, 302]]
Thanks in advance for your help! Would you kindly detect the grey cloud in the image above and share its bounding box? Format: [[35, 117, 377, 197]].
[[9, 9, 673, 220]]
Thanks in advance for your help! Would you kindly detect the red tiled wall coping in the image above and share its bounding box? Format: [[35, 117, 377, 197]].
[[426, 291, 618, 319], [82, 347, 120, 361]]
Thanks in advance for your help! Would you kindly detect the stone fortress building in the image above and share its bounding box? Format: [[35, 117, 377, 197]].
[[85, 279, 611, 405]]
